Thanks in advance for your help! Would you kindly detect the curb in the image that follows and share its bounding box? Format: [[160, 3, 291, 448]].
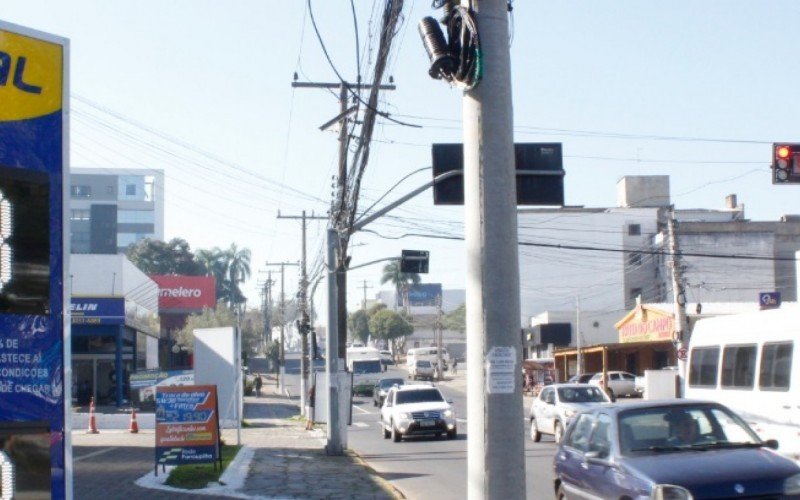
[[347, 449, 406, 499]]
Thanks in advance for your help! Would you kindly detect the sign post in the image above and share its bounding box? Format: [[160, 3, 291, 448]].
[[0, 21, 69, 499], [155, 385, 221, 474]]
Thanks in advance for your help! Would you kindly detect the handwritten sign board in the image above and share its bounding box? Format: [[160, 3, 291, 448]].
[[155, 385, 221, 472]]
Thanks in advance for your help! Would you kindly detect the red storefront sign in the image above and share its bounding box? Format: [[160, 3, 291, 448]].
[[151, 275, 216, 312]]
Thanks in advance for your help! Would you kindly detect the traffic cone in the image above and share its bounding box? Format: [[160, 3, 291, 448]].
[[128, 408, 139, 434], [87, 397, 99, 434]]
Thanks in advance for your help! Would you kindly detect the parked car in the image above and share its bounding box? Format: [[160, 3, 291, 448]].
[[373, 377, 405, 407], [529, 383, 611, 443], [553, 400, 800, 500], [379, 350, 395, 366], [408, 359, 435, 381], [566, 373, 595, 384], [380, 384, 457, 442], [589, 371, 638, 398]]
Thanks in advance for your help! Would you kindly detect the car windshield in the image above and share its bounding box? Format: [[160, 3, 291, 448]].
[[557, 386, 607, 403], [416, 361, 431, 368], [396, 389, 444, 404], [618, 405, 762, 455], [379, 378, 404, 389], [352, 360, 382, 374]]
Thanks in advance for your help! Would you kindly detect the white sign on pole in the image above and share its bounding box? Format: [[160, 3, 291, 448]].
[[486, 346, 517, 394]]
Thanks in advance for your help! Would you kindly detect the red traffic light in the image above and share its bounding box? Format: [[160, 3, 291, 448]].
[[776, 145, 792, 160]]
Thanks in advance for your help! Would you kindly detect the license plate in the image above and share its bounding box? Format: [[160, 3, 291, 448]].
[[420, 419, 435, 427]]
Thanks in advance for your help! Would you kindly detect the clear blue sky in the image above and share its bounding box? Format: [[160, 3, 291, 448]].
[[4, 1, 800, 320]]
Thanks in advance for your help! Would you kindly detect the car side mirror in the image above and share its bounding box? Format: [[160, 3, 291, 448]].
[[764, 439, 779, 450], [584, 450, 611, 466], [447, 398, 453, 404]]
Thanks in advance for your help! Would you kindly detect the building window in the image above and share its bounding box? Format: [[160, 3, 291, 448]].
[[118, 210, 154, 224], [70, 185, 91, 198], [70, 209, 91, 221], [125, 184, 136, 196], [628, 252, 642, 266], [628, 224, 641, 236]]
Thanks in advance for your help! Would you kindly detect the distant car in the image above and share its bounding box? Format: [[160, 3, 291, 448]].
[[380, 384, 457, 442], [589, 371, 638, 398], [408, 359, 435, 381], [566, 373, 595, 384], [379, 350, 395, 366], [373, 377, 405, 407], [529, 383, 611, 443], [553, 400, 800, 500]]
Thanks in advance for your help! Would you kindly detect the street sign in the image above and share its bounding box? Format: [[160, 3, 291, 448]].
[[0, 21, 69, 499], [676, 347, 688, 361], [400, 249, 429, 274], [759, 292, 781, 310], [431, 143, 565, 206]]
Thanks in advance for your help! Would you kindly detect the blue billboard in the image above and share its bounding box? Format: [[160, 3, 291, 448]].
[[405, 283, 443, 306], [0, 21, 69, 498], [70, 297, 125, 325]]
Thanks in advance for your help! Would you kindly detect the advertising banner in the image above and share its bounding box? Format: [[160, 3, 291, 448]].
[[70, 297, 125, 325], [405, 283, 443, 307], [0, 21, 68, 498], [155, 385, 220, 471], [151, 275, 216, 312]]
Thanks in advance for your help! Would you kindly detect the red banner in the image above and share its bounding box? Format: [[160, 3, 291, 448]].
[[151, 275, 216, 311]]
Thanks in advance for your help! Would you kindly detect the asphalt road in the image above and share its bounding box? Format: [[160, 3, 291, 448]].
[[277, 354, 558, 500]]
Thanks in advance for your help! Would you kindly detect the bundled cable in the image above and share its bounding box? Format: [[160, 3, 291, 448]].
[[418, 3, 481, 91]]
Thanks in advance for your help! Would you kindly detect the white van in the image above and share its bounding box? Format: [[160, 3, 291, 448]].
[[407, 347, 449, 368], [685, 308, 800, 463]]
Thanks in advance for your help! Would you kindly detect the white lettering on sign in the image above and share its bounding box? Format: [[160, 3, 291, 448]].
[[70, 303, 98, 312], [160, 287, 203, 298], [486, 346, 517, 394]]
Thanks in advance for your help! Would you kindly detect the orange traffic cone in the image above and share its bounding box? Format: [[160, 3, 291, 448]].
[[128, 408, 139, 434], [87, 397, 99, 434]]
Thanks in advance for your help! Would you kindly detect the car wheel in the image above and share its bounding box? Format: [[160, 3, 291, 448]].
[[447, 427, 457, 439], [556, 484, 567, 500], [435, 432, 442, 439], [530, 418, 542, 442], [391, 421, 402, 442], [382, 422, 390, 439], [554, 421, 564, 443]]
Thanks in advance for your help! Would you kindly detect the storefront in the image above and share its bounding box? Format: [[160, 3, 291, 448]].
[[71, 296, 158, 406], [554, 304, 677, 382]]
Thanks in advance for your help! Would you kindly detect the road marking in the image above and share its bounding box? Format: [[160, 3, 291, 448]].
[[352, 405, 373, 415], [73, 447, 115, 463], [353, 422, 368, 428]]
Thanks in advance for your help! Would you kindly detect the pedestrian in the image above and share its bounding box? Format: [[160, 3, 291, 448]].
[[254, 374, 263, 398], [305, 383, 316, 430], [452, 358, 458, 375]]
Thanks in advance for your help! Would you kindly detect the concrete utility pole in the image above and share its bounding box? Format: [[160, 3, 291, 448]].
[[264, 261, 299, 392], [292, 79, 395, 455], [277, 210, 327, 414], [668, 208, 689, 396], [462, 1, 526, 498], [576, 296, 583, 375], [436, 293, 444, 381], [359, 280, 373, 311]]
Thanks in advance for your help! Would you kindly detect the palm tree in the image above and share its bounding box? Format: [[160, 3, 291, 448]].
[[225, 243, 251, 311], [380, 261, 421, 313], [197, 247, 228, 303]]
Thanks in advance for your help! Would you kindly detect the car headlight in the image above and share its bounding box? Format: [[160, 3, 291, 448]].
[[564, 409, 576, 418], [398, 412, 411, 420], [785, 473, 800, 495], [443, 408, 453, 418], [650, 484, 693, 500]]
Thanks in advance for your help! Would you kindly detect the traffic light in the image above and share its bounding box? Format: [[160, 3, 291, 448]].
[[400, 250, 429, 274], [772, 143, 800, 184]]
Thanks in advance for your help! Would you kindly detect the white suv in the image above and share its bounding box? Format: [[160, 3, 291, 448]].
[[380, 385, 457, 442], [589, 371, 638, 398], [408, 359, 435, 381]]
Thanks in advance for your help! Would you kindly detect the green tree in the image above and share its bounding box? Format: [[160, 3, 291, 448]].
[[225, 243, 251, 310], [126, 237, 205, 275], [380, 261, 421, 312], [348, 309, 371, 345], [368, 309, 413, 353], [442, 303, 466, 333], [175, 300, 236, 352]]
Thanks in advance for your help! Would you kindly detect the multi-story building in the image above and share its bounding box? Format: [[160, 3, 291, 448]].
[[69, 168, 164, 254]]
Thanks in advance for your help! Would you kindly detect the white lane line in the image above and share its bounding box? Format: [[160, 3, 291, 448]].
[[353, 422, 368, 428], [353, 405, 374, 415], [73, 447, 115, 463]]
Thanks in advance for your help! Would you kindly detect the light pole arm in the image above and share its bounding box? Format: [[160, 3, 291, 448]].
[[347, 257, 399, 271]]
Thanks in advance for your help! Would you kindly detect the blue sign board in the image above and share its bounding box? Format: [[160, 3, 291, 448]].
[[70, 297, 125, 325], [759, 292, 781, 310], [0, 21, 68, 498], [404, 283, 443, 306], [155, 385, 221, 473]]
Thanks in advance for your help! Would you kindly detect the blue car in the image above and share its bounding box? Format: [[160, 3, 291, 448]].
[[553, 400, 800, 499]]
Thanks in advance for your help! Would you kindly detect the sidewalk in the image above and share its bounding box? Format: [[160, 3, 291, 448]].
[[73, 376, 402, 499]]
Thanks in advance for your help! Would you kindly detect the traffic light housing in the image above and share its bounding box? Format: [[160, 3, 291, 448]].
[[772, 143, 800, 184], [400, 250, 429, 274]]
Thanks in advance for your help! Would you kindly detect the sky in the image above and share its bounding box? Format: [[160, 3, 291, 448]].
[[3, 0, 800, 324]]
